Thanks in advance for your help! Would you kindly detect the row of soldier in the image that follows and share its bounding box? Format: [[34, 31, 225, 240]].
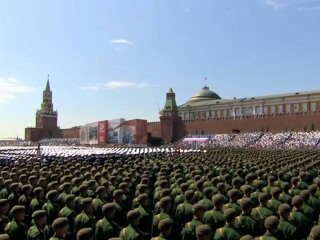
[[0, 148, 319, 239]]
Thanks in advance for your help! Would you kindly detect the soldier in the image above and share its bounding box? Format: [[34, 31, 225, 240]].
[[151, 218, 174, 240], [0, 199, 9, 234], [290, 195, 311, 239], [95, 203, 121, 240], [213, 208, 241, 240], [74, 198, 95, 233], [50, 218, 69, 240], [182, 203, 205, 240], [59, 194, 76, 235], [113, 189, 128, 228], [176, 190, 195, 228], [234, 198, 257, 236], [255, 216, 279, 240], [4, 205, 28, 240], [92, 186, 107, 219], [223, 189, 241, 215], [239, 235, 253, 240], [203, 194, 225, 232], [198, 187, 214, 211], [136, 193, 153, 235], [76, 228, 93, 240], [7, 183, 20, 206], [278, 182, 291, 205], [308, 184, 320, 217], [300, 190, 317, 222], [119, 209, 145, 240], [277, 204, 296, 240], [43, 190, 60, 227], [195, 225, 212, 240], [251, 193, 273, 226], [152, 197, 173, 237], [27, 210, 47, 240], [267, 187, 282, 214], [30, 187, 45, 213], [58, 183, 72, 207]]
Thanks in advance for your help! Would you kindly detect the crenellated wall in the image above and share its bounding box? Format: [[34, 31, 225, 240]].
[[147, 111, 320, 142]]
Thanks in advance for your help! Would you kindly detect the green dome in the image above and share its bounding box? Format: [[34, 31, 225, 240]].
[[188, 86, 221, 102]]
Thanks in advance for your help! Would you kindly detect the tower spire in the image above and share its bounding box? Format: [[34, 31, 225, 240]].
[[45, 74, 50, 91]]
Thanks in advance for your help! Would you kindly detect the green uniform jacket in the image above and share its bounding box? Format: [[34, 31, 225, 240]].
[[75, 211, 95, 233], [43, 201, 59, 225], [119, 224, 144, 240], [176, 202, 193, 227], [251, 206, 273, 222], [27, 224, 46, 240], [182, 218, 203, 240], [152, 211, 170, 237], [234, 213, 257, 236], [213, 224, 241, 240], [277, 218, 296, 240], [95, 217, 120, 240], [137, 205, 153, 234], [203, 208, 225, 231], [30, 198, 44, 213], [290, 209, 311, 239], [198, 197, 214, 211], [59, 206, 76, 235], [151, 233, 166, 240], [0, 214, 9, 234], [5, 219, 28, 240]]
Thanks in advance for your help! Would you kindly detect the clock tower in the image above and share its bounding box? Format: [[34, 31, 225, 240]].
[[35, 75, 58, 138]]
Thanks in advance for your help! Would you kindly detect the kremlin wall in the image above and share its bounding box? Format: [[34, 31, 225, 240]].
[[25, 78, 320, 144]]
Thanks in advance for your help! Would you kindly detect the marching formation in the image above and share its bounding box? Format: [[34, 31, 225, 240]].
[[0, 148, 320, 239]]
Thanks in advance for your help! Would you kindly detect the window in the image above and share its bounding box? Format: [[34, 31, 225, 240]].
[[217, 110, 221, 117], [207, 111, 212, 118], [294, 104, 300, 112], [278, 105, 283, 113], [235, 108, 240, 116], [223, 109, 228, 117], [263, 106, 268, 114], [311, 102, 317, 111], [255, 106, 261, 115], [212, 111, 216, 117], [270, 106, 276, 114], [184, 112, 188, 120], [302, 103, 308, 112], [286, 104, 291, 113]]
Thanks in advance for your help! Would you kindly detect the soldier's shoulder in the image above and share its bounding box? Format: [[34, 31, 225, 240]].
[[28, 225, 40, 238]]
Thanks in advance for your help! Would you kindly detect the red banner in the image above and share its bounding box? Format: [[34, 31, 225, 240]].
[[98, 121, 108, 144]]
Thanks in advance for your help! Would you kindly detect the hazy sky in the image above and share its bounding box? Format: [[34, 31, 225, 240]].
[[0, 0, 320, 138]]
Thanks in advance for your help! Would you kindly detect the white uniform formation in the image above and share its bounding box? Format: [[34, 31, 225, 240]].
[[0, 146, 203, 165], [180, 131, 320, 149]]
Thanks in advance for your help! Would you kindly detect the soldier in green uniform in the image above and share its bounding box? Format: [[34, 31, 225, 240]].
[[136, 193, 152, 235], [239, 235, 253, 240], [119, 209, 145, 240], [267, 187, 282, 214], [59, 194, 76, 236], [251, 193, 273, 232], [30, 187, 44, 213], [58, 183, 72, 207], [223, 189, 241, 215], [18, 184, 33, 225], [290, 195, 311, 239], [95, 203, 121, 240], [182, 203, 205, 240], [203, 194, 225, 232], [277, 204, 296, 240], [77, 228, 93, 240], [278, 183, 291, 205], [74, 198, 95, 233], [50, 218, 69, 240], [198, 187, 214, 211], [195, 225, 212, 240], [151, 218, 174, 240], [4, 205, 28, 240], [300, 190, 317, 222], [113, 189, 128, 228], [234, 198, 257, 236], [213, 208, 241, 240], [7, 183, 20, 206], [0, 180, 12, 199], [176, 190, 195, 228], [255, 216, 279, 240], [92, 186, 107, 219], [152, 197, 173, 237], [27, 210, 47, 240], [0, 199, 9, 234]]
